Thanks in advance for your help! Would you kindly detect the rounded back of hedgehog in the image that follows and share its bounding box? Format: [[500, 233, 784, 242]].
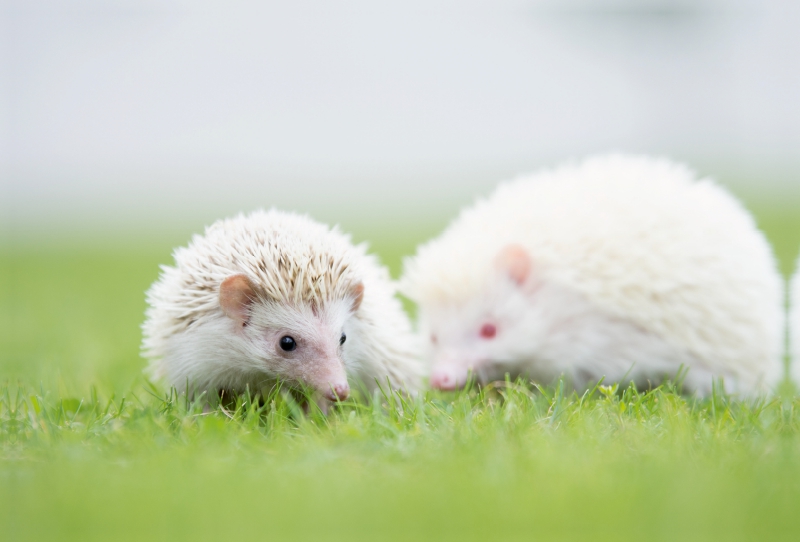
[[402, 155, 785, 396]]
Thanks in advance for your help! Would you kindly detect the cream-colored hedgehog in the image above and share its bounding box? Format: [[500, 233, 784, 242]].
[[143, 209, 422, 403], [401, 154, 784, 396], [790, 257, 800, 386]]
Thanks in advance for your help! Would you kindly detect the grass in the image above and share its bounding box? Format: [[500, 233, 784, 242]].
[[2, 195, 800, 542], [4, 379, 800, 541]]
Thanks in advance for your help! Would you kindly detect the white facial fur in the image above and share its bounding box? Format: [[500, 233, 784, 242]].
[[163, 275, 360, 401], [239, 299, 354, 400], [423, 259, 550, 390], [423, 245, 538, 389]]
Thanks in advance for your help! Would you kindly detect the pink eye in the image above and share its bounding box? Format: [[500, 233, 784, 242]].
[[479, 323, 497, 339]]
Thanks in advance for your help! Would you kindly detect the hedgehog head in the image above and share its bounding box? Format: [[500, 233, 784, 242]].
[[217, 272, 364, 401], [406, 244, 551, 390]]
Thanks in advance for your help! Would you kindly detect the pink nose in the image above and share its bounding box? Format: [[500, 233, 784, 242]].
[[430, 367, 467, 391], [323, 382, 350, 402]]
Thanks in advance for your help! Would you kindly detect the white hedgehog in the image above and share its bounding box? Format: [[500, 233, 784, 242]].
[[790, 258, 800, 386], [401, 154, 784, 396], [142, 209, 422, 403]]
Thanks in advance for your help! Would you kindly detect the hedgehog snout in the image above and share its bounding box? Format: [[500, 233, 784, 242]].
[[322, 381, 350, 402], [306, 353, 350, 402], [429, 364, 470, 391]]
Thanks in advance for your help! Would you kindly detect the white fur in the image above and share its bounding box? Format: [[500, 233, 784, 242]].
[[143, 209, 422, 396], [790, 257, 800, 386], [402, 154, 784, 396]]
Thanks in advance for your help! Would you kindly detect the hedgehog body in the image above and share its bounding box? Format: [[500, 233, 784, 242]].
[[402, 154, 784, 396], [143, 210, 422, 401]]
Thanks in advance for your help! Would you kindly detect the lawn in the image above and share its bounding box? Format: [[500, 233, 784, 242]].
[[2, 196, 800, 541]]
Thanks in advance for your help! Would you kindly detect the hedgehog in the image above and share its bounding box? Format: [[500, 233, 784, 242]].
[[790, 256, 800, 386], [142, 209, 422, 405], [401, 154, 784, 396]]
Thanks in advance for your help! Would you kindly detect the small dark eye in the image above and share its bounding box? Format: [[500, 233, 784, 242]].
[[279, 336, 296, 351], [339, 333, 346, 345]]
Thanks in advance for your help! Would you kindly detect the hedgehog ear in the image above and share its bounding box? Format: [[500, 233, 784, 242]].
[[349, 282, 364, 312], [219, 274, 258, 326], [495, 244, 532, 286]]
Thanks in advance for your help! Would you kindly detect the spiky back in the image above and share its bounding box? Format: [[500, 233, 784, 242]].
[[402, 154, 784, 387], [143, 209, 367, 360]]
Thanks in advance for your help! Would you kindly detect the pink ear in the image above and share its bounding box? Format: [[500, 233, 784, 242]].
[[495, 244, 532, 286], [219, 274, 258, 325], [349, 282, 365, 312]]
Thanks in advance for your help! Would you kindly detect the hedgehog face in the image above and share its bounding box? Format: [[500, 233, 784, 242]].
[[219, 274, 362, 401], [421, 245, 549, 390]]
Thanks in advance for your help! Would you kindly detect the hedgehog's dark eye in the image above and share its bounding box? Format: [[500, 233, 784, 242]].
[[339, 333, 346, 345], [279, 336, 296, 351]]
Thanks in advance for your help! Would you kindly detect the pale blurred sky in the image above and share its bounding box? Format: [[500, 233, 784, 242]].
[[3, 0, 799, 236]]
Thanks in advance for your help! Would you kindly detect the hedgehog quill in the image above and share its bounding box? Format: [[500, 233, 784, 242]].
[[402, 154, 784, 396], [142, 210, 422, 406]]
